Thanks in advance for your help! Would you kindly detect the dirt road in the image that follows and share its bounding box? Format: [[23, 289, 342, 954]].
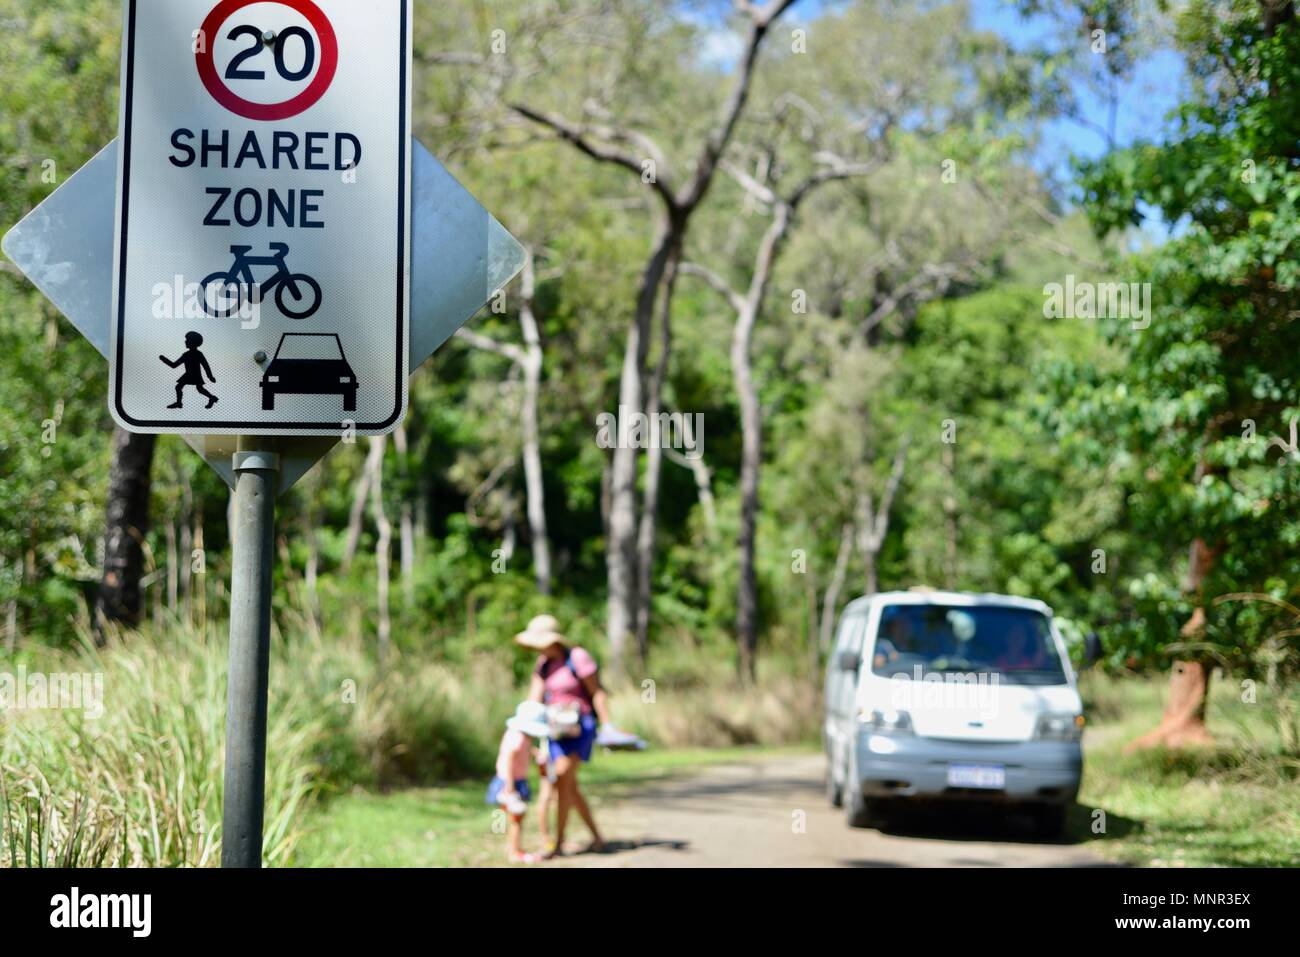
[[563, 753, 1113, 868]]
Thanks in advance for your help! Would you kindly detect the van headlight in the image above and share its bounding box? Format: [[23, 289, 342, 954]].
[[858, 708, 913, 734], [1034, 712, 1084, 741]]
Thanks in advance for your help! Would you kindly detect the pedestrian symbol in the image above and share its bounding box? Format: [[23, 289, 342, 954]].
[[161, 332, 219, 409]]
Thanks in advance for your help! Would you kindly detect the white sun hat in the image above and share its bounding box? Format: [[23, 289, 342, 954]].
[[513, 614, 569, 651], [506, 700, 551, 738]]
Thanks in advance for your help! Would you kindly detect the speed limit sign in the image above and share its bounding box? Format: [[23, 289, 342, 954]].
[[110, 0, 412, 436]]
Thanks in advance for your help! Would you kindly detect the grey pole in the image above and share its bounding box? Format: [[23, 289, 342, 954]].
[[221, 448, 280, 868]]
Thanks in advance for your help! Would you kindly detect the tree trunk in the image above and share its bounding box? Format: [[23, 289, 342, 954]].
[[393, 424, 417, 606], [1130, 537, 1219, 749], [666, 445, 717, 540], [94, 427, 157, 642], [942, 442, 958, 588], [635, 248, 680, 660], [856, 439, 909, 597], [819, 524, 854, 650], [518, 251, 553, 596], [165, 519, 179, 611], [607, 220, 679, 672], [193, 519, 207, 630], [179, 468, 194, 624], [806, 572, 820, 682], [366, 437, 393, 663], [1262, 0, 1295, 37], [734, 302, 762, 683], [341, 447, 373, 573], [3, 556, 18, 654]]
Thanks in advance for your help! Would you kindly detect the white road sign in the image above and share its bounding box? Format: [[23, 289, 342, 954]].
[[110, 0, 412, 435]]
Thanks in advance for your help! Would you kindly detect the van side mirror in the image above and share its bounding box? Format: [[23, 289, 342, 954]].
[[1083, 632, 1104, 668], [837, 651, 861, 672]]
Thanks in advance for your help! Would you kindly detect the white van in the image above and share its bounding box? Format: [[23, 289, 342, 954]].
[[823, 591, 1083, 837]]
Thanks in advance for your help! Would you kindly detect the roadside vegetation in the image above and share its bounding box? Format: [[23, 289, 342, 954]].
[[0, 621, 816, 867], [4, 623, 1295, 868], [1078, 672, 1300, 867]]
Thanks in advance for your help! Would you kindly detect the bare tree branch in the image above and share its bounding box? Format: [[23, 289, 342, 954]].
[[506, 103, 678, 208], [678, 0, 801, 210], [454, 326, 526, 366], [860, 262, 971, 336], [679, 262, 747, 314], [664, 445, 718, 538], [722, 158, 778, 206], [466, 457, 516, 529]]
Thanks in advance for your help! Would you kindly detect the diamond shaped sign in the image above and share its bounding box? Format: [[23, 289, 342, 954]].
[[2, 137, 525, 493]]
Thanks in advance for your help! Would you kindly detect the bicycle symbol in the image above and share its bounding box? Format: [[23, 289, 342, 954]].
[[201, 242, 322, 320]]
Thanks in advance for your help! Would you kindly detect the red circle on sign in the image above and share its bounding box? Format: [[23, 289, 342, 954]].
[[195, 0, 338, 121]]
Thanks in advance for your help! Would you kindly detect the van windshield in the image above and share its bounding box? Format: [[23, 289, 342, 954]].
[[871, 604, 1066, 685]]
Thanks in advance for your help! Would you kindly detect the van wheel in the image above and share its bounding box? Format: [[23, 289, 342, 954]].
[[844, 752, 873, 827], [846, 787, 874, 828], [826, 762, 843, 808]]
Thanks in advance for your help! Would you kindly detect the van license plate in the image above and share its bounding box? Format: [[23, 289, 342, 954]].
[[947, 764, 1005, 789]]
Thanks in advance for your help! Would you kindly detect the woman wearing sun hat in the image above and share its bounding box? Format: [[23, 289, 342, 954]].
[[516, 614, 616, 856]]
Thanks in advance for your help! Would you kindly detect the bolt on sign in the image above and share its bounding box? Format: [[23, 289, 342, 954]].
[[110, 0, 412, 436]]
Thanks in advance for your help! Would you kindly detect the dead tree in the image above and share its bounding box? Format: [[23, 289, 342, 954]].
[[507, 0, 802, 670], [681, 150, 883, 681]]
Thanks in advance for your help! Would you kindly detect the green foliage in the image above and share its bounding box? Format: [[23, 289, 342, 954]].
[[1057, 15, 1300, 673]]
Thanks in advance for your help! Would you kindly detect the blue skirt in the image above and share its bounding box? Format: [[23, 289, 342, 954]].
[[548, 714, 597, 763]]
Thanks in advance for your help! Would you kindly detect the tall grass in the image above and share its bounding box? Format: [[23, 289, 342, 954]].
[[1, 615, 821, 867], [0, 622, 517, 867]]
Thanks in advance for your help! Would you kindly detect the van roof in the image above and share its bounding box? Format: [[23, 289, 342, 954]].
[[842, 590, 1053, 617]]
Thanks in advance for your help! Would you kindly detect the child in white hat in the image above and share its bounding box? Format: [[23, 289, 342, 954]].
[[486, 700, 551, 863]]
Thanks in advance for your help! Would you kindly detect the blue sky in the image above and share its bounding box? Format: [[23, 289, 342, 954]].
[[686, 0, 1188, 233], [691, 0, 1186, 168], [969, 0, 1187, 170]]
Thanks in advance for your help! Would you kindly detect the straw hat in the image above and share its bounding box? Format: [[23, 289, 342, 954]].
[[514, 614, 568, 651]]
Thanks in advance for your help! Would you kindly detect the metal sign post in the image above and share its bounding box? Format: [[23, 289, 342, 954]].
[[221, 449, 280, 867]]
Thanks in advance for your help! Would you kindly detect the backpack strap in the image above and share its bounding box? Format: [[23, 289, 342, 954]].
[[565, 650, 595, 709]]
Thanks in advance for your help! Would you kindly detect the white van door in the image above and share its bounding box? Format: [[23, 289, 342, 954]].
[[825, 609, 867, 769]]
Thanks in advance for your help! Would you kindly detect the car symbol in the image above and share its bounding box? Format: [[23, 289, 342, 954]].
[[260, 333, 357, 412]]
